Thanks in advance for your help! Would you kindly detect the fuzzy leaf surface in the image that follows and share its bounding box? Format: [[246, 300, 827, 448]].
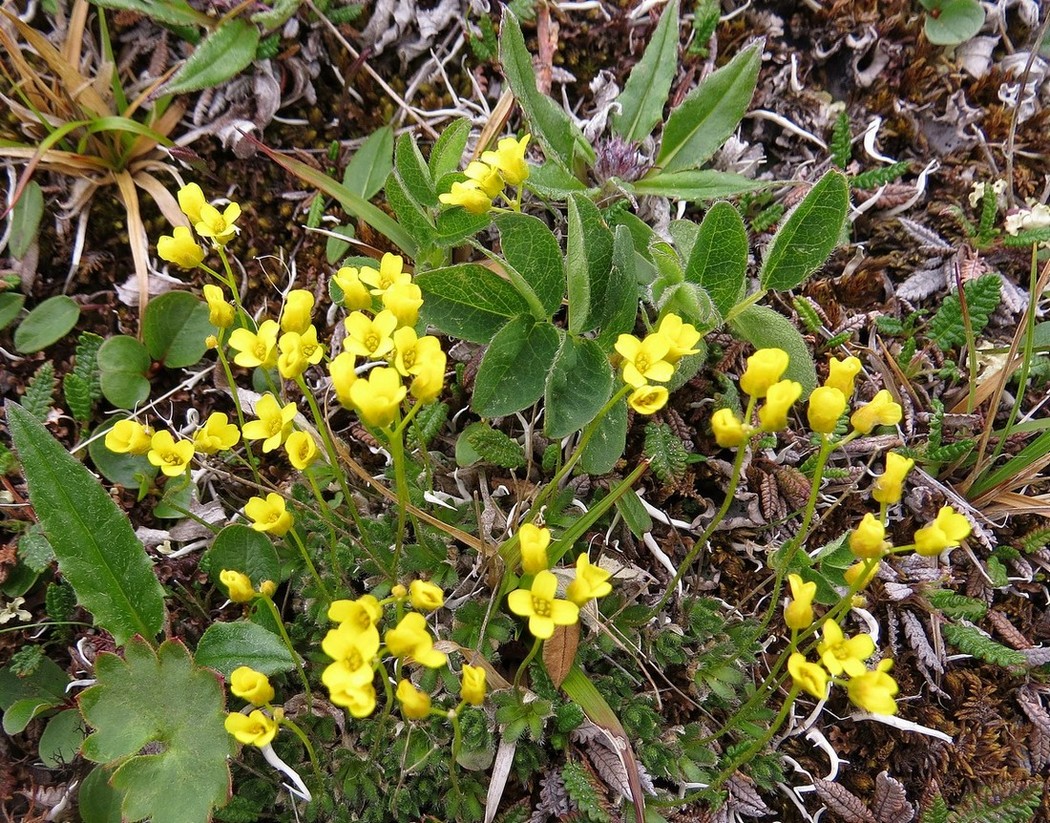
[[730, 304, 818, 395], [472, 316, 559, 417], [495, 213, 565, 318], [544, 334, 613, 438], [631, 169, 765, 201], [195, 621, 296, 677], [566, 194, 614, 334], [684, 201, 748, 317], [163, 19, 258, 95], [417, 264, 531, 344], [610, 0, 679, 142]]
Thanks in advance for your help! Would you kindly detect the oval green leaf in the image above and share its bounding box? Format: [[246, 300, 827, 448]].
[[163, 19, 259, 96], [203, 524, 280, 589], [417, 264, 531, 344], [10, 180, 44, 259], [0, 292, 25, 331], [97, 335, 151, 409], [730, 304, 818, 395], [195, 621, 296, 677], [496, 213, 565, 318], [143, 290, 212, 368], [544, 335, 613, 438], [39, 708, 86, 768], [685, 201, 748, 317], [472, 316, 560, 418], [13, 295, 80, 353], [924, 0, 985, 45]]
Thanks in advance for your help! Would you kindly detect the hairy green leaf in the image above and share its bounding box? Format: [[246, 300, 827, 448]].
[[429, 118, 472, 179], [342, 126, 394, 200], [164, 19, 259, 95], [730, 304, 818, 394], [565, 194, 614, 334], [88, 0, 208, 27], [417, 264, 531, 343], [631, 169, 765, 201], [495, 213, 565, 318], [10, 179, 44, 259], [544, 334, 613, 438], [830, 110, 851, 169], [644, 422, 688, 483], [472, 316, 559, 417], [463, 422, 526, 469], [941, 623, 1025, 668], [395, 132, 437, 207], [579, 397, 627, 475], [685, 201, 748, 317], [195, 621, 296, 677], [610, 0, 679, 142]]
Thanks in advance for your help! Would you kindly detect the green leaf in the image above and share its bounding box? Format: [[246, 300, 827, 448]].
[[946, 781, 1040, 823], [18, 525, 55, 573], [941, 623, 1026, 668], [2, 696, 59, 735], [685, 201, 748, 317], [429, 118, 472, 179], [759, 170, 849, 291], [631, 169, 766, 200], [830, 110, 851, 169], [395, 132, 437, 207], [202, 524, 280, 589], [610, 0, 680, 142], [924, 0, 985, 45], [164, 19, 259, 95], [460, 422, 526, 469], [10, 179, 44, 259], [143, 291, 211, 368], [78, 765, 124, 823], [97, 335, 151, 409], [63, 373, 93, 422], [87, 418, 158, 488], [929, 274, 1001, 351], [21, 361, 56, 422], [544, 334, 613, 438], [730, 304, 818, 395], [0, 292, 25, 331], [417, 264, 531, 343], [472, 316, 559, 417], [7, 402, 167, 645], [579, 397, 627, 475], [80, 637, 231, 823], [566, 193, 614, 334], [0, 654, 68, 709], [658, 282, 720, 333], [526, 161, 589, 198], [593, 226, 639, 350], [499, 11, 594, 170], [656, 42, 762, 172], [195, 621, 296, 677], [495, 213, 565, 317], [384, 172, 435, 250], [615, 488, 652, 538], [87, 0, 208, 28], [644, 422, 688, 483], [343, 126, 394, 200], [434, 207, 492, 247], [39, 708, 86, 768], [13, 295, 79, 353]]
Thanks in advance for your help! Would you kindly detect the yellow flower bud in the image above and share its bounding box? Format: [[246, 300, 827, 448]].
[[439, 180, 491, 214], [627, 384, 669, 415], [259, 580, 277, 598], [844, 560, 880, 589], [784, 573, 816, 631], [409, 580, 444, 612], [710, 408, 749, 448], [787, 652, 828, 700], [825, 356, 862, 397], [332, 266, 373, 311], [757, 380, 802, 432], [807, 386, 847, 434], [396, 679, 431, 720], [280, 290, 314, 335], [913, 506, 971, 556], [203, 284, 235, 329], [872, 452, 914, 505], [518, 523, 551, 575], [220, 569, 255, 603], [851, 389, 902, 434], [460, 665, 487, 706], [849, 513, 889, 559], [177, 183, 206, 225], [329, 351, 357, 410], [381, 282, 424, 328], [230, 666, 275, 706], [740, 348, 789, 398], [391, 584, 408, 599]]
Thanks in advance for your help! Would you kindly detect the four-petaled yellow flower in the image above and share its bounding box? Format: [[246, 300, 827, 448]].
[[464, 160, 505, 198], [826, 356, 862, 397], [285, 430, 318, 471], [203, 284, 235, 329], [784, 573, 816, 631], [194, 412, 240, 454], [787, 652, 828, 700], [244, 493, 294, 537], [385, 612, 447, 668], [277, 326, 325, 379], [328, 595, 382, 631], [224, 710, 278, 747], [348, 367, 407, 429], [711, 408, 749, 448], [230, 666, 275, 706], [157, 226, 204, 269], [850, 513, 889, 559], [628, 384, 669, 415], [460, 664, 487, 706], [242, 394, 297, 453], [655, 314, 701, 363], [817, 620, 875, 678], [381, 282, 424, 328], [740, 349, 789, 398], [518, 523, 551, 575], [438, 180, 491, 214], [872, 452, 914, 505], [851, 389, 902, 434], [329, 351, 357, 409], [845, 658, 898, 715], [147, 430, 194, 477], [359, 253, 410, 295], [392, 328, 443, 377], [757, 380, 802, 432], [615, 333, 674, 388], [481, 134, 531, 186], [229, 320, 279, 369], [410, 355, 447, 404], [220, 569, 255, 603], [507, 570, 579, 640], [807, 386, 847, 434], [409, 580, 444, 612], [195, 200, 241, 245], [913, 506, 971, 556], [344, 309, 398, 359], [105, 419, 153, 455], [565, 554, 612, 607], [177, 183, 206, 225], [396, 679, 431, 720], [332, 266, 373, 311]]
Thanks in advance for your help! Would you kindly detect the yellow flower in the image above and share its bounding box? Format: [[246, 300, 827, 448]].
[[845, 659, 898, 715], [285, 430, 318, 471], [850, 389, 902, 434], [359, 253, 410, 295], [826, 356, 862, 397], [194, 412, 240, 454], [228, 320, 280, 369], [329, 351, 357, 409], [438, 180, 491, 214], [177, 183, 206, 225], [807, 386, 847, 434], [518, 523, 551, 575], [409, 580, 444, 612], [202, 284, 235, 329], [410, 355, 447, 404], [565, 554, 613, 606], [322, 624, 379, 687], [244, 492, 293, 537], [332, 266, 373, 311], [787, 652, 828, 700], [655, 314, 700, 363], [385, 612, 447, 668], [381, 282, 424, 328], [784, 573, 816, 631], [280, 289, 314, 334], [615, 333, 674, 388], [220, 569, 255, 603], [328, 595, 383, 631], [850, 514, 890, 559], [711, 408, 749, 448], [740, 349, 789, 398], [628, 384, 669, 415], [872, 452, 914, 505], [230, 667, 275, 706], [157, 226, 205, 269], [817, 620, 875, 678], [224, 710, 278, 747], [277, 326, 325, 380], [348, 367, 406, 429], [343, 309, 398, 359], [195, 200, 241, 245], [481, 134, 531, 186], [147, 430, 194, 477], [242, 394, 297, 453], [914, 506, 971, 556], [464, 160, 505, 198], [105, 419, 153, 455], [757, 380, 802, 432], [844, 560, 880, 589], [507, 570, 580, 640], [460, 664, 487, 706], [327, 680, 377, 718], [392, 328, 442, 377], [396, 679, 431, 720]]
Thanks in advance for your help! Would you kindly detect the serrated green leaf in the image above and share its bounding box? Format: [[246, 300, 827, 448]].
[[429, 118, 472, 179], [202, 524, 280, 589], [631, 169, 766, 200], [21, 362, 56, 422], [644, 422, 688, 483], [395, 132, 437, 206], [80, 637, 231, 823], [143, 291, 211, 368], [342, 126, 394, 200], [924, 0, 985, 45], [929, 274, 1001, 351], [13, 295, 79, 353], [566, 194, 614, 334], [163, 19, 259, 96], [495, 213, 565, 318], [759, 170, 848, 291], [463, 422, 526, 469], [685, 201, 748, 317], [7, 402, 166, 645], [417, 264, 531, 343], [941, 623, 1025, 668], [730, 304, 818, 395], [656, 42, 761, 172], [0, 292, 25, 331], [579, 397, 627, 475], [544, 334, 613, 438], [927, 590, 988, 620], [195, 621, 296, 677], [472, 316, 559, 417], [610, 0, 680, 142], [97, 335, 151, 409], [10, 179, 44, 259]]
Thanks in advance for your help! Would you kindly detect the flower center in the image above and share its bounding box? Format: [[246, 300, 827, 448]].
[[530, 596, 552, 617], [365, 333, 380, 352], [635, 354, 651, 373]]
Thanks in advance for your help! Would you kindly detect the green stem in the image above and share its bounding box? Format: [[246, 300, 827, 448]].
[[288, 527, 331, 601], [386, 416, 410, 579], [513, 636, 543, 691], [279, 716, 323, 785], [260, 595, 312, 705], [305, 470, 343, 582], [214, 335, 261, 485], [723, 289, 767, 324], [448, 707, 463, 795]]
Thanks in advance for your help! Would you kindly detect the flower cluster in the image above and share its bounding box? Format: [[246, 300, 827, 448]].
[[438, 134, 531, 214], [614, 314, 700, 415], [105, 414, 240, 478], [157, 183, 242, 267]]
